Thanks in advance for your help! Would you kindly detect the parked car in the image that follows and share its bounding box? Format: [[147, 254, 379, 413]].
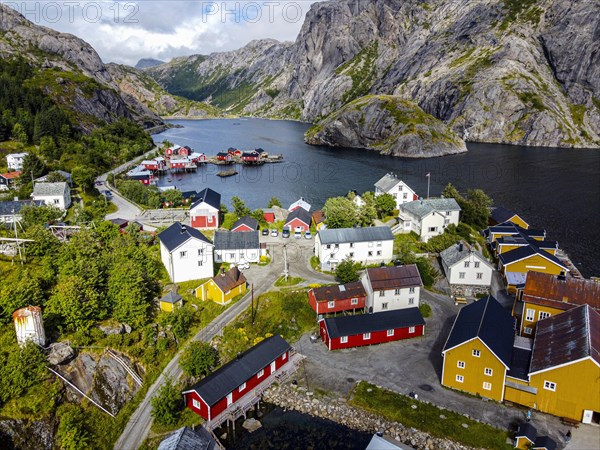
[[282, 227, 290, 238], [304, 231, 312, 239], [236, 261, 250, 270], [270, 229, 279, 237], [103, 190, 112, 198], [262, 228, 269, 236]]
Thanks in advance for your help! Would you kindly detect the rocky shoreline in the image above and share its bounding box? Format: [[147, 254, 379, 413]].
[[263, 383, 482, 450]]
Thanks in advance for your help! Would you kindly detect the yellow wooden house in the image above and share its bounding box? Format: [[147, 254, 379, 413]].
[[195, 266, 247, 305], [484, 222, 545, 245], [504, 304, 600, 423], [490, 206, 530, 229], [513, 423, 557, 450], [494, 236, 558, 258], [159, 291, 183, 312], [441, 296, 515, 402], [516, 271, 600, 336], [312, 210, 326, 231]]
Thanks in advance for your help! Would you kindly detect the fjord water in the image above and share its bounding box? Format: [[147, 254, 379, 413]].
[[153, 118, 600, 277]]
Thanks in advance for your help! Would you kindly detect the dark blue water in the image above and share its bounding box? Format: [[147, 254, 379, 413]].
[[152, 118, 600, 277]]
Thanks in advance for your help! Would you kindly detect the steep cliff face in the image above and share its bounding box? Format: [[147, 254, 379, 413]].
[[306, 95, 467, 157], [147, 0, 600, 149]]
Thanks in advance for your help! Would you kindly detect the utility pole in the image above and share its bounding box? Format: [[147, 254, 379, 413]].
[[283, 244, 289, 281], [426, 172, 431, 199]]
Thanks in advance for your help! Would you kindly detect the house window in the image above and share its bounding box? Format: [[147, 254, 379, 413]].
[[525, 308, 535, 321], [428, 227, 438, 232], [363, 332, 371, 340], [457, 361, 465, 369], [192, 399, 201, 409], [334, 244, 339, 249], [456, 375, 464, 383], [328, 301, 334, 309], [408, 298, 415, 305], [524, 327, 533, 335], [379, 290, 385, 297], [351, 298, 358, 305], [197, 261, 203, 267], [472, 349, 481, 357], [239, 382, 246, 392], [381, 302, 388, 310], [340, 336, 348, 343], [543, 381, 556, 392], [368, 242, 374, 247], [257, 369, 264, 378], [476, 272, 483, 279], [387, 329, 394, 336], [229, 253, 235, 259], [368, 251, 373, 257], [408, 326, 415, 333], [474, 261, 480, 268], [446, 211, 451, 216], [376, 241, 382, 247], [282, 352, 287, 360], [539, 311, 551, 320], [180, 251, 188, 258], [326, 244, 331, 249], [464, 261, 470, 268], [376, 250, 382, 256], [459, 272, 465, 279], [349, 252, 354, 257], [394, 288, 401, 295], [409, 287, 415, 294], [483, 382, 492, 391], [403, 193, 408, 199], [198, 249, 203, 256], [484, 368, 493, 376], [53, 199, 60, 205], [349, 243, 354, 248]]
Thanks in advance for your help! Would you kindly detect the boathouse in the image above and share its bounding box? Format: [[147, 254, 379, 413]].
[[308, 281, 367, 315]]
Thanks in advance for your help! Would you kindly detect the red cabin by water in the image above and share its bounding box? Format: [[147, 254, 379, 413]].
[[182, 335, 292, 421], [319, 308, 425, 351], [308, 281, 367, 315], [284, 208, 311, 233]]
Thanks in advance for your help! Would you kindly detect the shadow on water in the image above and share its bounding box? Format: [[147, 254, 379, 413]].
[[214, 402, 372, 450]]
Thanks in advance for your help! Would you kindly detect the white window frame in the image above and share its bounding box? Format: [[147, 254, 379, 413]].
[[483, 382, 492, 391], [474, 261, 480, 268], [192, 399, 201, 409], [328, 301, 335, 309], [379, 290, 385, 297], [198, 248, 203, 256], [543, 381, 556, 392], [456, 375, 464, 383], [464, 261, 470, 268], [409, 287, 415, 294], [351, 298, 358, 305], [340, 336, 348, 343], [239, 382, 246, 392], [180, 250, 188, 258], [408, 326, 415, 333], [539, 311, 551, 321], [381, 302, 388, 310], [472, 349, 481, 357], [387, 329, 394, 337], [282, 352, 287, 360], [457, 361, 465, 369], [394, 288, 401, 295], [363, 332, 371, 340], [257, 369, 264, 378], [525, 308, 535, 322], [408, 298, 415, 305], [476, 272, 483, 279], [524, 327, 533, 335], [484, 368, 493, 376], [459, 272, 466, 279], [368, 251, 373, 257], [197, 261, 203, 266], [376, 250, 382, 256]]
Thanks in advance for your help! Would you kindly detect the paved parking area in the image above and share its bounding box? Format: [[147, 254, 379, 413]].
[[292, 290, 568, 445]]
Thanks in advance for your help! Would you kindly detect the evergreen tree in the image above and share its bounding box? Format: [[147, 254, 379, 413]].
[[335, 257, 362, 283], [323, 196, 357, 229], [151, 377, 182, 426], [180, 342, 219, 379]]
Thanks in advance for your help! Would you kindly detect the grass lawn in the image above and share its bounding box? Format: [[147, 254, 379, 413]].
[[274, 275, 304, 287], [350, 382, 512, 450], [215, 288, 316, 362]]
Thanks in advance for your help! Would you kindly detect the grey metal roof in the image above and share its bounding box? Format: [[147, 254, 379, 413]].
[[232, 216, 259, 231], [285, 207, 312, 226], [34, 170, 72, 183], [0, 200, 43, 216], [374, 173, 401, 192], [160, 291, 183, 304], [213, 230, 259, 250], [184, 335, 291, 406], [158, 222, 213, 252], [32, 182, 69, 197], [323, 308, 425, 339], [158, 426, 215, 450], [400, 198, 461, 219], [443, 296, 515, 367], [440, 241, 493, 269], [318, 226, 394, 245]]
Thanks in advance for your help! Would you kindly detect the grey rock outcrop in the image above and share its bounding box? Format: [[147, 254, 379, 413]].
[[0, 418, 55, 450], [147, 0, 600, 149], [47, 342, 75, 365], [305, 95, 467, 157]]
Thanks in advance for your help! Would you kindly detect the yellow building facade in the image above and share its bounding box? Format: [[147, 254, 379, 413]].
[[196, 278, 246, 305], [502, 254, 566, 275], [520, 302, 566, 336]]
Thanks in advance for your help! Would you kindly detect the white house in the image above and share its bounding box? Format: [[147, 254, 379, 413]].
[[0, 200, 44, 224], [32, 182, 71, 210], [158, 222, 215, 283], [440, 241, 494, 288], [6, 153, 27, 171], [190, 187, 220, 229], [398, 198, 461, 242], [288, 197, 311, 212], [374, 173, 418, 210], [213, 231, 262, 264], [361, 265, 423, 313], [34, 170, 73, 186], [315, 226, 394, 271]]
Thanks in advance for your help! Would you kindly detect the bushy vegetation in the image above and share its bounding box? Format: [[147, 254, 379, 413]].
[[179, 342, 219, 379], [335, 257, 362, 283], [442, 183, 492, 230]]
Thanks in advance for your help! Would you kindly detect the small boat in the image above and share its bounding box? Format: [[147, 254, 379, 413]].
[[216, 169, 238, 178]]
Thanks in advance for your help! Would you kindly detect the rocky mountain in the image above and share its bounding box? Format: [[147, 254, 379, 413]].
[[134, 58, 165, 70], [305, 95, 467, 157], [146, 0, 600, 150]]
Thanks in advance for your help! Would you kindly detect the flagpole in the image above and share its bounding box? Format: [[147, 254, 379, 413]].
[[426, 173, 430, 199]]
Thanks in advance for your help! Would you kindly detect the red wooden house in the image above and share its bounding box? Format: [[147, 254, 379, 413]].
[[127, 166, 154, 185], [231, 216, 259, 232], [165, 145, 182, 157], [308, 281, 367, 315], [169, 158, 190, 170], [284, 207, 311, 232], [190, 187, 221, 229], [141, 160, 159, 171], [190, 152, 207, 164], [216, 152, 232, 162], [182, 335, 292, 421], [319, 308, 425, 350], [241, 151, 260, 163], [263, 208, 276, 223], [227, 147, 242, 157], [179, 146, 191, 157]]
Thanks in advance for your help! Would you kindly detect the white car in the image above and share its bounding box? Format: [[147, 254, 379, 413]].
[[236, 262, 250, 270]]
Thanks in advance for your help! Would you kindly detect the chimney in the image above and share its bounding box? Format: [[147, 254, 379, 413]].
[[458, 242, 463, 252], [180, 224, 186, 233], [220, 267, 226, 276], [557, 271, 566, 281]]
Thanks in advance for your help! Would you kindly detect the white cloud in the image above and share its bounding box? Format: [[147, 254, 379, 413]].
[[4, 0, 323, 65]]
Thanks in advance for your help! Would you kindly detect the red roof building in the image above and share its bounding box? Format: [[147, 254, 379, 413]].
[[308, 281, 367, 315]]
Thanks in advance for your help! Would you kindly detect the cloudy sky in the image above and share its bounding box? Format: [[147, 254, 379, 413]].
[[5, 1, 322, 65]]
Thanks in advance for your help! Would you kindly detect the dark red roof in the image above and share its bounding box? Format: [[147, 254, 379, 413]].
[[530, 304, 600, 373], [1, 171, 21, 180], [211, 266, 247, 293], [311, 281, 366, 303], [312, 210, 325, 225], [367, 265, 422, 290], [522, 272, 600, 311]]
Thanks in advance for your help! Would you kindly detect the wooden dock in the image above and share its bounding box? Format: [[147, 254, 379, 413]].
[[204, 351, 303, 431], [556, 249, 584, 279]]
